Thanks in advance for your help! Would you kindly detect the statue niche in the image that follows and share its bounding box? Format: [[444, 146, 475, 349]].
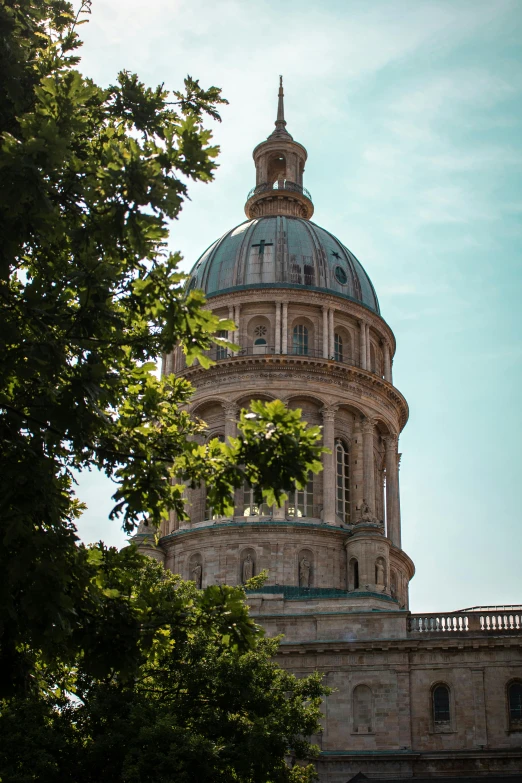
[[298, 550, 313, 588], [375, 557, 386, 592], [241, 550, 256, 584], [189, 553, 203, 588]]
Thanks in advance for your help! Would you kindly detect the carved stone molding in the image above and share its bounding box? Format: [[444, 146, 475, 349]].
[[182, 361, 408, 428]]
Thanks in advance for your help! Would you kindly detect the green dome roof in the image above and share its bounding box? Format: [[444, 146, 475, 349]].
[[187, 216, 380, 314]]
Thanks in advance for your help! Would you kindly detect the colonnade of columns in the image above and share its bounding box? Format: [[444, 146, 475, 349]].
[[219, 400, 402, 548], [320, 407, 401, 548], [223, 301, 393, 381]]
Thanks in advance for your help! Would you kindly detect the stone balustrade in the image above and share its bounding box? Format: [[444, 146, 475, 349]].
[[408, 609, 522, 635]]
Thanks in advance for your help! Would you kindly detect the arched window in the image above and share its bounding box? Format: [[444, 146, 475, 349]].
[[243, 480, 270, 517], [292, 324, 308, 355], [353, 684, 373, 733], [336, 440, 350, 523], [509, 682, 522, 725], [288, 473, 314, 518], [215, 329, 228, 361], [334, 332, 343, 362], [433, 684, 451, 725]]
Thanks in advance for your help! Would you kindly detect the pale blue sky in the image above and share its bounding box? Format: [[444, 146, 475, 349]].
[[76, 0, 522, 612]]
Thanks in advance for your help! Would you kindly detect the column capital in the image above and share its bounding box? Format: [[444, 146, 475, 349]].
[[321, 405, 338, 422], [361, 417, 377, 435], [383, 432, 399, 451], [223, 402, 238, 419]]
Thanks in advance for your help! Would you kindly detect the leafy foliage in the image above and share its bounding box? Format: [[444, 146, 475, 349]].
[[0, 0, 324, 724], [0, 558, 329, 783]]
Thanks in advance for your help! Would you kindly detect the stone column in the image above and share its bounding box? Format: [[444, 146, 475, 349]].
[[329, 307, 334, 359], [383, 342, 392, 382], [275, 301, 281, 353], [321, 407, 337, 524], [322, 306, 329, 358], [384, 433, 401, 547], [228, 305, 235, 347], [361, 418, 376, 516], [365, 323, 371, 371], [234, 304, 242, 349], [224, 402, 238, 442], [282, 301, 288, 354], [359, 321, 367, 369], [224, 402, 239, 518]]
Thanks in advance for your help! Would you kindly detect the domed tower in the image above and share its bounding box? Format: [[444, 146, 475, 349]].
[[159, 78, 414, 617], [145, 81, 522, 783]]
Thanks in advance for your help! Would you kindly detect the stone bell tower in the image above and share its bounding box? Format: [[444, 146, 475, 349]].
[[140, 80, 522, 782]]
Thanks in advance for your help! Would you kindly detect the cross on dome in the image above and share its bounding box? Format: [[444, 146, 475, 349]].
[[252, 239, 273, 257]]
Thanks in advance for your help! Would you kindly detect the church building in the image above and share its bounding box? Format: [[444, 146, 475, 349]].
[[140, 80, 522, 781]]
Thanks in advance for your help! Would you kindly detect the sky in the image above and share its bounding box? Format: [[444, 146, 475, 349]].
[[75, 0, 522, 613]]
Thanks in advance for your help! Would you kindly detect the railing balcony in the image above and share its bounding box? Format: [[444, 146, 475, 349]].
[[201, 344, 384, 377], [408, 609, 522, 636], [246, 180, 313, 203]]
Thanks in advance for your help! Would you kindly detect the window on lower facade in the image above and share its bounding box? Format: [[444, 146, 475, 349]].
[[292, 324, 308, 355], [334, 332, 343, 362], [336, 440, 350, 523], [288, 474, 314, 518], [433, 685, 451, 725], [243, 481, 271, 517], [509, 682, 522, 725]]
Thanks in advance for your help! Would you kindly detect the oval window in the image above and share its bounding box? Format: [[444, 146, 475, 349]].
[[335, 266, 348, 285]]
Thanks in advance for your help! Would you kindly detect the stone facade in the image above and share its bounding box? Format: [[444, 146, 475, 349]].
[[137, 81, 522, 781]]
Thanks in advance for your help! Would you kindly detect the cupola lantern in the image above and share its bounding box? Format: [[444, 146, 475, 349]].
[[244, 77, 314, 220]]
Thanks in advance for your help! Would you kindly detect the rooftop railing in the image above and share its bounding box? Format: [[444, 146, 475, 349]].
[[246, 180, 313, 202], [408, 609, 522, 636]]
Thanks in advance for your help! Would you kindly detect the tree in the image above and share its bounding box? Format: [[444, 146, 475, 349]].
[[0, 557, 329, 783], [0, 0, 323, 696]]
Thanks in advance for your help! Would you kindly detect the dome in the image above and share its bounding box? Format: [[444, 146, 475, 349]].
[[187, 215, 380, 314]]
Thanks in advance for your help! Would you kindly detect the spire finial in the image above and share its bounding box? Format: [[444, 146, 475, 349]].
[[275, 75, 286, 130]]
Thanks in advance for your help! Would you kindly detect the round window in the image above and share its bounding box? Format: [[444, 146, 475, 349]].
[[334, 266, 348, 285]]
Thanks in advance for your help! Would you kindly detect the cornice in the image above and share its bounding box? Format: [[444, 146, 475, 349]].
[[276, 634, 522, 654], [159, 519, 350, 548], [389, 544, 416, 579], [181, 356, 409, 429]]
